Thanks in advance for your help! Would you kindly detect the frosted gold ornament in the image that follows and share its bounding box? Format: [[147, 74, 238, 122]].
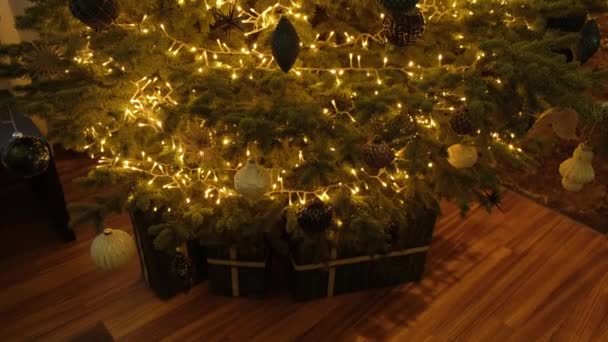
[[234, 159, 271, 199], [90, 228, 136, 271], [528, 107, 579, 141], [447, 144, 478, 169], [559, 144, 595, 192]]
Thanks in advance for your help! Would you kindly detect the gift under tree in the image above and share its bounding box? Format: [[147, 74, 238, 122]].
[[0, 0, 606, 299]]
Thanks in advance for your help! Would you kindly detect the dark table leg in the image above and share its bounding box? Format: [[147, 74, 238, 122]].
[[30, 155, 75, 242]]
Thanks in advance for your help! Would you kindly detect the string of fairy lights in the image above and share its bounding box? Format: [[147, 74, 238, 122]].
[[75, 0, 527, 210]]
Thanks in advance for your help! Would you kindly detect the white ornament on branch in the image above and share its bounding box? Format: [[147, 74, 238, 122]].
[[447, 144, 478, 169], [559, 143, 595, 192], [234, 159, 271, 199]]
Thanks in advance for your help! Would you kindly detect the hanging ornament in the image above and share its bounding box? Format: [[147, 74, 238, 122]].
[[20, 42, 66, 79], [447, 144, 478, 169], [271, 16, 300, 73], [171, 247, 193, 292], [1, 132, 50, 178], [370, 113, 417, 141], [546, 14, 587, 32], [559, 144, 595, 192], [577, 20, 601, 64], [211, 1, 244, 38], [527, 107, 579, 141], [90, 228, 136, 271], [69, 0, 119, 31], [383, 9, 425, 47], [362, 138, 394, 169], [391, 114, 417, 135], [450, 106, 475, 136], [297, 198, 333, 233], [378, 0, 419, 13], [180, 123, 219, 166], [234, 159, 271, 199], [478, 190, 504, 212]]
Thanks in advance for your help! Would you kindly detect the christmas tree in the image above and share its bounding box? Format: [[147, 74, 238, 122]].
[[0, 0, 606, 265]]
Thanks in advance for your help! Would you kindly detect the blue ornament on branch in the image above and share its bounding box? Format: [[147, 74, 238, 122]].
[[271, 16, 301, 73], [69, 0, 119, 31], [378, 0, 419, 13], [577, 20, 601, 64]]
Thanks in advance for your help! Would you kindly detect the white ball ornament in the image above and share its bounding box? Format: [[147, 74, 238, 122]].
[[559, 143, 595, 192], [90, 228, 136, 271], [447, 144, 478, 169], [234, 159, 271, 199]]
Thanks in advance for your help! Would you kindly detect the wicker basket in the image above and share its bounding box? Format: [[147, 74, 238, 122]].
[[206, 244, 269, 298], [289, 209, 437, 301]]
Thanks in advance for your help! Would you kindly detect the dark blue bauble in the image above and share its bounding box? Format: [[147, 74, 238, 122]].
[[69, 0, 119, 31], [1, 134, 50, 178], [271, 17, 300, 73], [378, 0, 419, 13], [546, 15, 587, 32], [577, 20, 601, 64]]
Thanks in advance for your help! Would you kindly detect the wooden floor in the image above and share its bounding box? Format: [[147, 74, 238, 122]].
[[1, 156, 608, 341]]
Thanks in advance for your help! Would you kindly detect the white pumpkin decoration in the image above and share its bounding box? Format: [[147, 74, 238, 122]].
[[559, 144, 595, 192], [561, 177, 584, 192], [447, 144, 478, 169], [234, 159, 271, 199], [90, 228, 136, 270]]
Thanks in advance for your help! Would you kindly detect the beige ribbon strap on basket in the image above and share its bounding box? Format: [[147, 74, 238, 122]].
[[290, 246, 429, 297], [327, 248, 337, 296], [206, 246, 266, 297]]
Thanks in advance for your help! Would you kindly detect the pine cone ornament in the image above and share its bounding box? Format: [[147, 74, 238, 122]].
[[369, 115, 387, 135], [383, 10, 425, 47], [180, 124, 218, 165], [69, 0, 119, 31], [362, 139, 394, 169], [271, 16, 300, 73], [378, 0, 419, 13], [297, 198, 333, 233], [577, 20, 601, 64], [449, 107, 475, 136], [391, 114, 417, 137], [385, 221, 400, 246], [171, 247, 193, 292], [1, 133, 50, 178], [370, 114, 417, 141]]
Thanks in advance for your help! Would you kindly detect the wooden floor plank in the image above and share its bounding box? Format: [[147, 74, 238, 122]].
[[1, 156, 607, 341]]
